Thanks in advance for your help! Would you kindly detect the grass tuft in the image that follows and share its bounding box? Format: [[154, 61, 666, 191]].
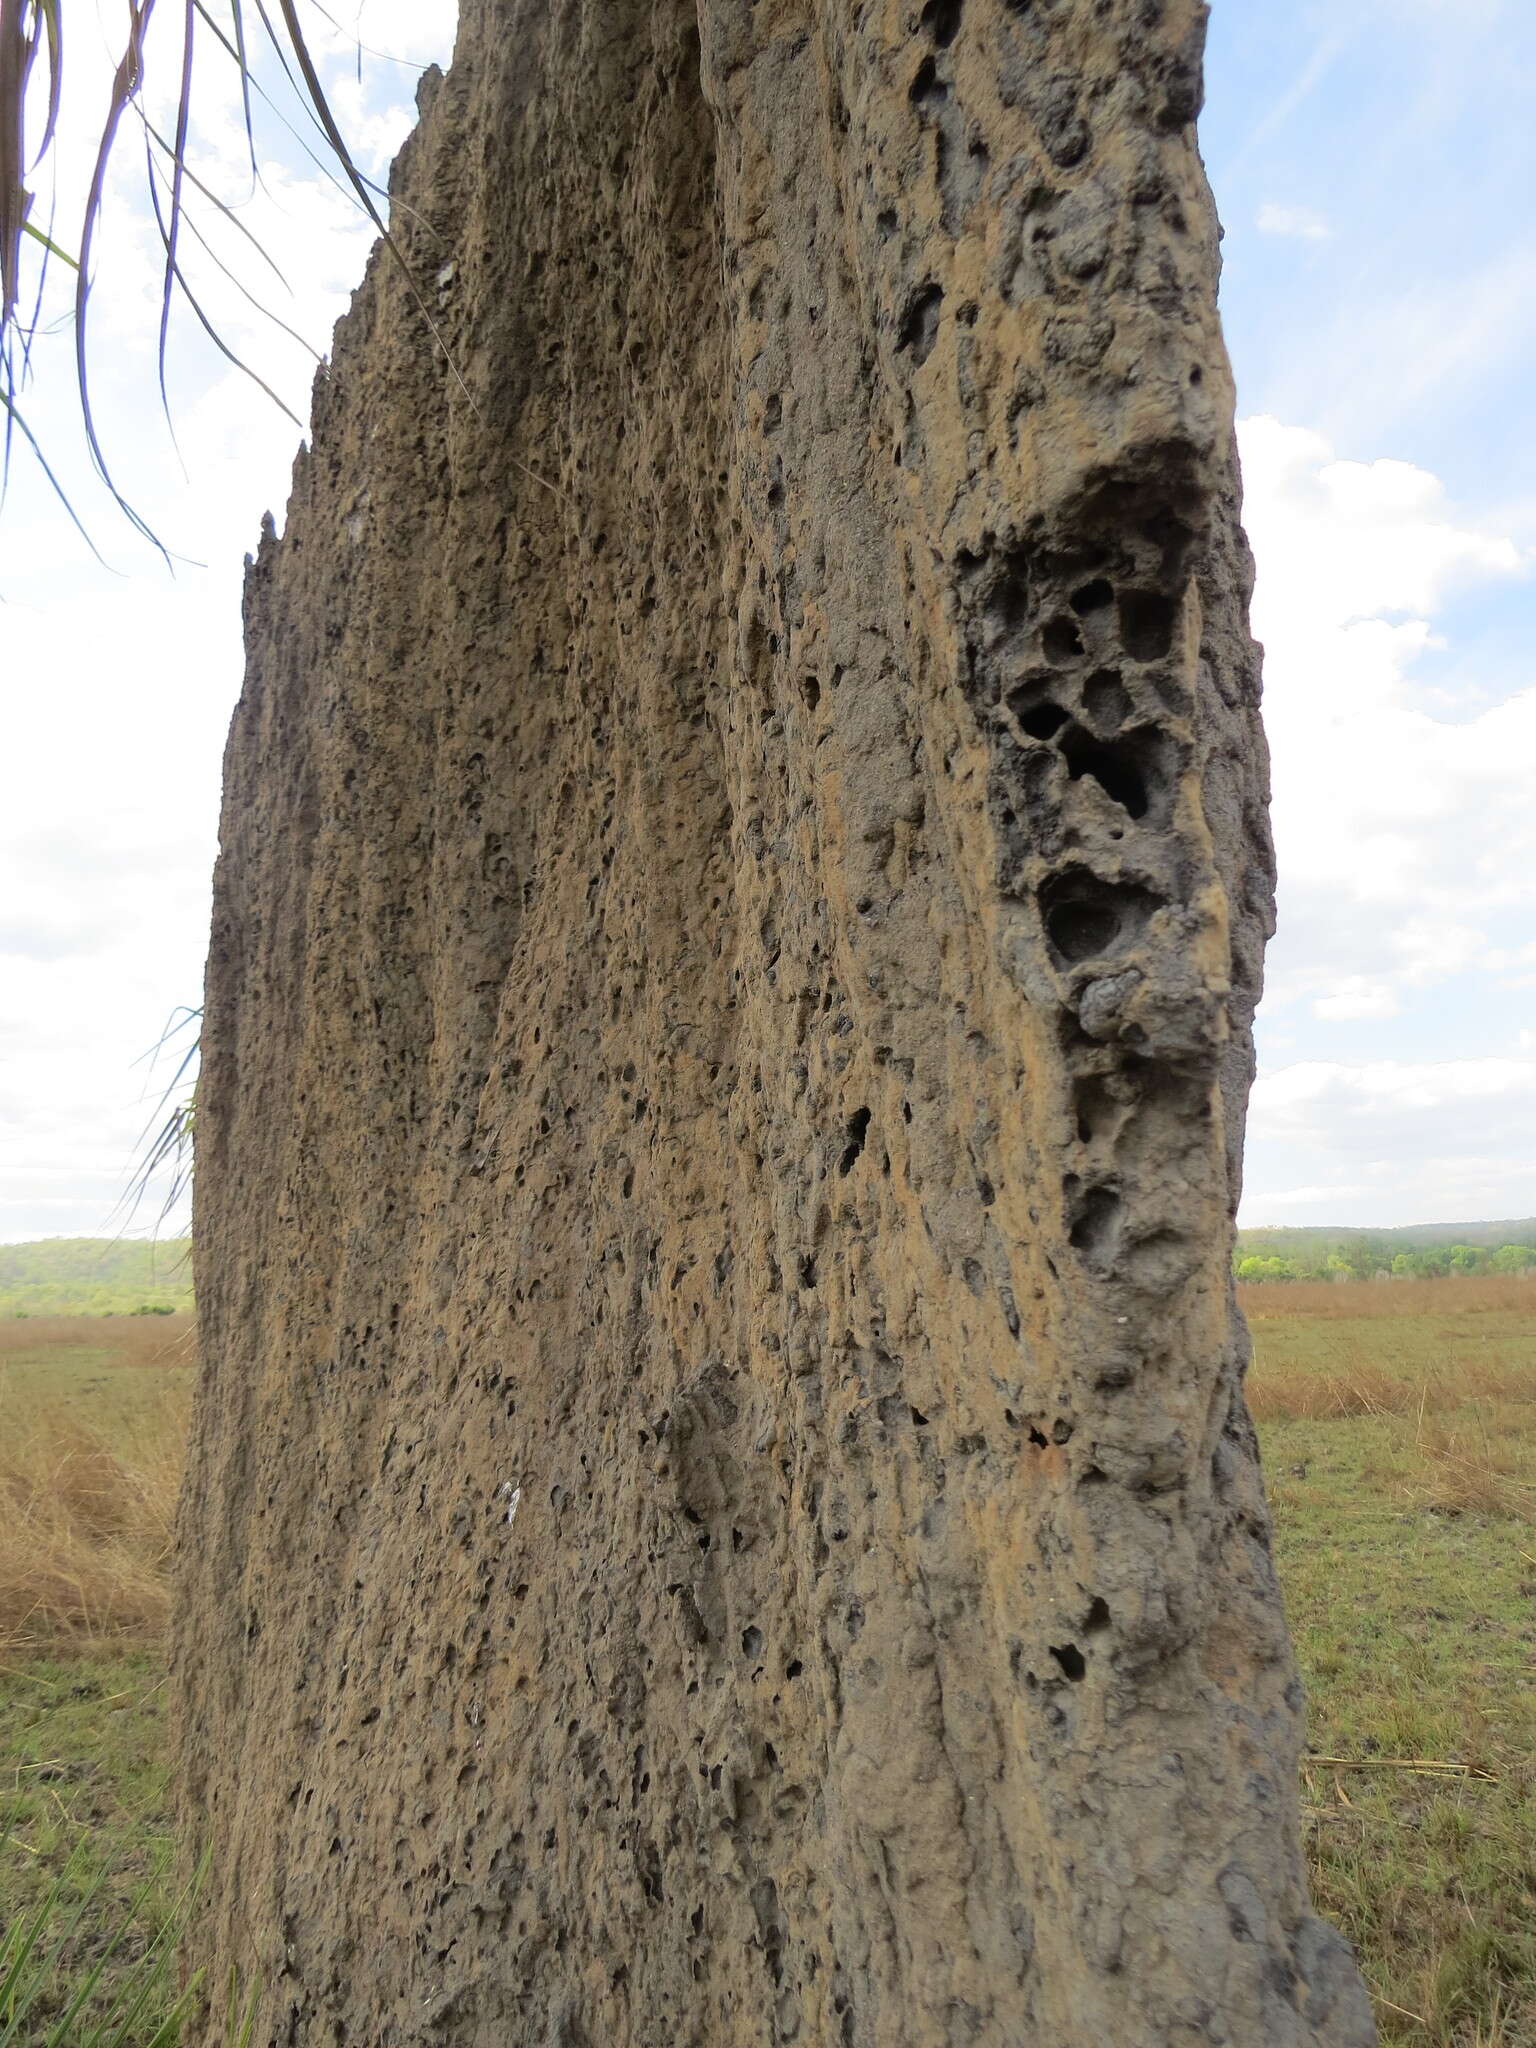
[[0, 1319, 192, 1649], [1410, 1415, 1535, 1523], [1247, 1359, 1414, 1423]]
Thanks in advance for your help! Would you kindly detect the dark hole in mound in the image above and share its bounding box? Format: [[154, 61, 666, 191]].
[[985, 552, 1033, 638], [1050, 1642, 1087, 1682], [1016, 698, 1069, 740], [1084, 1597, 1111, 1632], [920, 0, 963, 45], [1082, 668, 1132, 729], [1038, 868, 1160, 966], [1059, 726, 1156, 817], [1118, 589, 1177, 661], [896, 283, 944, 366], [1068, 1183, 1122, 1261], [1052, 900, 1117, 958], [908, 56, 947, 108], [839, 1106, 872, 1175], [1069, 578, 1113, 617], [1073, 1075, 1115, 1146], [1042, 615, 1084, 663]]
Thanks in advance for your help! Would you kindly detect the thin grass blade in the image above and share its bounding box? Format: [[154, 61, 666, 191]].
[[0, 382, 112, 564], [228, 0, 256, 179], [141, 132, 304, 455], [74, 0, 171, 558], [155, 0, 198, 423], [20, 217, 74, 267]]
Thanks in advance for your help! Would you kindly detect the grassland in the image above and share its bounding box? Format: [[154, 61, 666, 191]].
[[0, 1314, 195, 2041], [2, 1283, 1533, 2043], [1241, 1276, 1536, 2043]]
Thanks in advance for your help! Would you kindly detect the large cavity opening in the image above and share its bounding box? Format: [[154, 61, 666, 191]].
[[1014, 697, 1069, 740], [1042, 616, 1085, 663], [1058, 726, 1161, 819], [1038, 868, 1162, 967], [1069, 578, 1114, 618], [1118, 589, 1177, 661]]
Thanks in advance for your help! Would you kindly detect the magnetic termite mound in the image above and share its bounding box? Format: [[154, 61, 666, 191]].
[[174, 2, 1374, 2043]]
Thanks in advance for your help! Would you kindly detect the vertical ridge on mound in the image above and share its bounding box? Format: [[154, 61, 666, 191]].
[[174, 3, 1374, 2041]]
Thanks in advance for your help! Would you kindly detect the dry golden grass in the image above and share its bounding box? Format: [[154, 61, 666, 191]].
[[0, 1398, 188, 1644], [1247, 1316, 1536, 1527], [1240, 1274, 1536, 1320], [0, 1316, 194, 1648], [0, 1310, 196, 1368], [1244, 1273, 1536, 1558], [1409, 1412, 1536, 1522], [1247, 1358, 1536, 1429], [1247, 1361, 1415, 1423], [1450, 1360, 1536, 1405]]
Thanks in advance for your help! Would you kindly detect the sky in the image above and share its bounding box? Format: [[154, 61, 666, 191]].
[[1, 0, 1533, 1241]]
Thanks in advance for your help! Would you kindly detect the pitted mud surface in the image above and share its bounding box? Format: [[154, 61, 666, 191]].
[[175, 4, 1373, 2042]]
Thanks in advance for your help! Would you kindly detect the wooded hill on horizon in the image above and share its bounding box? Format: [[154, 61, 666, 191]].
[[0, 1237, 193, 1318]]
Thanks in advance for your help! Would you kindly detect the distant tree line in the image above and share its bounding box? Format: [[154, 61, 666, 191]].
[[1234, 1238, 1536, 1284]]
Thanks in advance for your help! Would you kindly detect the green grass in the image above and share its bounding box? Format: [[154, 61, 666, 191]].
[[0, 1350, 193, 1449], [3, 1298, 1534, 2042], [0, 1351, 192, 1445], [1247, 1278, 1536, 2044], [0, 1654, 257, 2046], [0, 1652, 187, 2043]]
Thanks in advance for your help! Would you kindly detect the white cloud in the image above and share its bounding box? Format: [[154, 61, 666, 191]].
[[312, 0, 460, 68], [1242, 416, 1521, 623], [1242, 1059, 1536, 1226], [1257, 203, 1332, 242], [1311, 979, 1401, 1022], [1240, 414, 1533, 1031], [1233, 418, 1536, 1220]]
